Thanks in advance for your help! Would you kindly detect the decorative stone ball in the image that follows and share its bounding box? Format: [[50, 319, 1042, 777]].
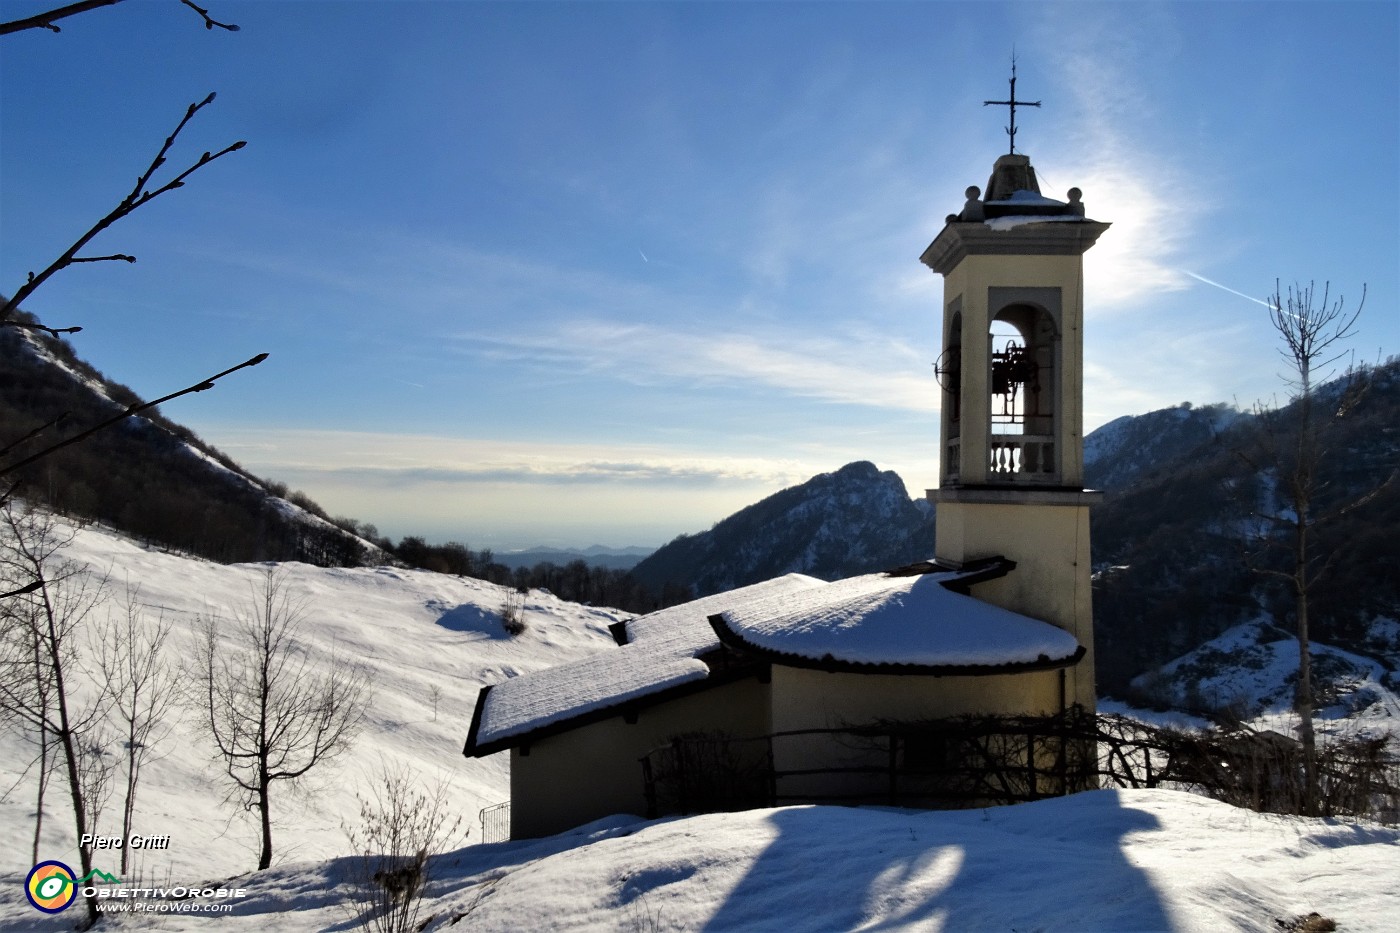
[[966, 186, 982, 200], [1066, 187, 1085, 216]]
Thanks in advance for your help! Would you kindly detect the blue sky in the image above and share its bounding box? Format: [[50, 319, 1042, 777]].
[[2, 1, 1396, 549]]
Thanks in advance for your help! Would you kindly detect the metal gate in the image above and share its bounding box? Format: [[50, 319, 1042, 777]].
[[478, 801, 510, 843]]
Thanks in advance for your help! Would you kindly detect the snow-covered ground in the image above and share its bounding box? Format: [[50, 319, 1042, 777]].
[[0, 514, 623, 886], [7, 790, 1399, 931], [1130, 619, 1400, 737], [3, 517, 1398, 931]]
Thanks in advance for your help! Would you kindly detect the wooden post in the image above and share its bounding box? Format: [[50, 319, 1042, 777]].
[[888, 734, 900, 806]]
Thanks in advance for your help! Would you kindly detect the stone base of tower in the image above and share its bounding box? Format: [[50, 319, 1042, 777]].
[[930, 487, 1101, 713]]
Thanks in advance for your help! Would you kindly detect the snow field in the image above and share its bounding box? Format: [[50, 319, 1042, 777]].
[[2, 517, 1398, 931]]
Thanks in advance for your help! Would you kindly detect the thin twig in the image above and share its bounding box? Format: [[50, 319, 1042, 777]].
[[0, 413, 71, 461], [0, 0, 122, 36], [0, 319, 83, 338], [0, 352, 268, 475], [1, 0, 238, 36], [179, 0, 238, 32], [1, 94, 245, 322]]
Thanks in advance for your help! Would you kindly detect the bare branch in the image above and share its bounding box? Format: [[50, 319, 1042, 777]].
[[0, 504, 111, 923], [1, 94, 246, 323], [68, 254, 136, 266], [2, 0, 239, 37], [0, 0, 122, 36], [0, 319, 83, 338], [2, 580, 44, 599], [0, 352, 268, 475], [179, 0, 238, 32], [0, 412, 71, 462], [1267, 280, 1366, 395]]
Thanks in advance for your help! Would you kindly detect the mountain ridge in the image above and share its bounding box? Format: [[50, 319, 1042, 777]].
[[630, 460, 937, 597]]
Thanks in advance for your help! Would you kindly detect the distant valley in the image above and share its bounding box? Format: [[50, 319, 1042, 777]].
[[495, 544, 654, 572]]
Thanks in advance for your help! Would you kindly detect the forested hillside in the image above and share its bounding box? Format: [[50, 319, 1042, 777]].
[[1092, 358, 1400, 696], [0, 308, 371, 565]]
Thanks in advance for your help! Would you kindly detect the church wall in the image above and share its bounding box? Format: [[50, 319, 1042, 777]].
[[509, 676, 771, 839], [934, 499, 1097, 709], [767, 666, 1065, 803]]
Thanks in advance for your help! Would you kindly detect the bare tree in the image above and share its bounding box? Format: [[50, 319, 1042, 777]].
[[96, 585, 180, 874], [1238, 280, 1390, 815], [343, 764, 465, 933], [195, 568, 370, 870], [427, 683, 443, 722], [0, 576, 60, 865], [0, 504, 110, 928]]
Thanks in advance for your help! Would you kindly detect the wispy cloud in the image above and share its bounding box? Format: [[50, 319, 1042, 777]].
[[456, 320, 938, 413], [1034, 7, 1199, 311], [208, 428, 818, 488]]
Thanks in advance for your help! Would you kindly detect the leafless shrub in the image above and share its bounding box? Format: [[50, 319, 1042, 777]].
[[624, 892, 665, 933], [95, 584, 179, 873], [1276, 912, 1337, 932], [343, 764, 466, 933], [501, 587, 527, 637]]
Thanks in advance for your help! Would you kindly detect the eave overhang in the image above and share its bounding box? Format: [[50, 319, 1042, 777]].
[[920, 220, 1111, 275], [709, 614, 1086, 678], [461, 645, 768, 758]]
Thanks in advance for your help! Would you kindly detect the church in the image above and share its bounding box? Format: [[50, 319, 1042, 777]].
[[464, 83, 1109, 840]]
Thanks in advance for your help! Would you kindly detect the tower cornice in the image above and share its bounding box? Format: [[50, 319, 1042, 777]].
[[920, 220, 1111, 276]]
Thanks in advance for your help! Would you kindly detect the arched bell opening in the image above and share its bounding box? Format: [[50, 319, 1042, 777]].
[[988, 303, 1059, 480], [937, 312, 964, 431], [936, 311, 964, 484]]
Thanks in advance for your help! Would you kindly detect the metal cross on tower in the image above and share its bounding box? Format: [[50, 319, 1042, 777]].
[[983, 57, 1041, 155]]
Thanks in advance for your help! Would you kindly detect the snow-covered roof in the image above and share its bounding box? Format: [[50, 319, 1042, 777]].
[[465, 561, 1084, 755], [984, 214, 1089, 231], [711, 570, 1083, 672], [466, 574, 826, 753]]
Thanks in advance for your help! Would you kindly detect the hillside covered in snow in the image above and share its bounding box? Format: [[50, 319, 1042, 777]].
[[0, 513, 623, 887]]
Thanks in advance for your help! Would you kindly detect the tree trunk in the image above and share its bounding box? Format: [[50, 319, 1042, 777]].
[[258, 776, 273, 870], [57, 726, 97, 928], [120, 752, 137, 875], [32, 727, 48, 866], [120, 689, 138, 875], [46, 601, 97, 927], [1296, 530, 1318, 816], [1294, 372, 1319, 818]]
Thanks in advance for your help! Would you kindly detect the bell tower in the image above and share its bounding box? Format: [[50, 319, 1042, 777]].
[[919, 91, 1109, 711]]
